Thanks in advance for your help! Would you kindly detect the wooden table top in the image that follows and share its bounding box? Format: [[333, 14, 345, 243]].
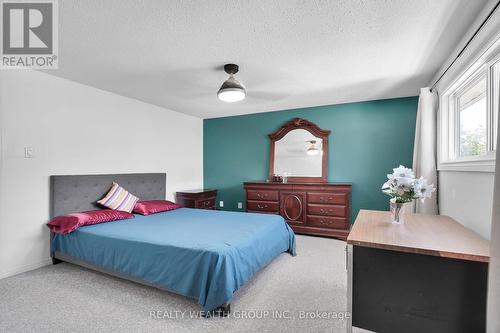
[[347, 210, 490, 263]]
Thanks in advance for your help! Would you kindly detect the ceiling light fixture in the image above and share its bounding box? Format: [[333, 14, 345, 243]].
[[217, 64, 246, 103], [306, 140, 320, 156]]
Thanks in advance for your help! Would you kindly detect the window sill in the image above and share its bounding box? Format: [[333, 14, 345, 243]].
[[438, 157, 496, 172]]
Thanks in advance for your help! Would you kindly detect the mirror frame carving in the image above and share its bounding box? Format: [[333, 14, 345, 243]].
[[268, 118, 330, 183]]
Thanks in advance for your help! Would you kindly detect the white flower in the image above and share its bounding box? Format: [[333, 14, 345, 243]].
[[414, 177, 436, 202], [384, 165, 415, 192], [381, 179, 395, 189], [383, 166, 414, 189], [392, 165, 414, 179], [394, 176, 414, 187]]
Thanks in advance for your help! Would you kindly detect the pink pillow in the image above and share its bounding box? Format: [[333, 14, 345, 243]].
[[133, 200, 181, 216], [47, 209, 134, 234]]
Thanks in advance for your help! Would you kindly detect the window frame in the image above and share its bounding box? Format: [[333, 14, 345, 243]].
[[489, 55, 500, 152], [439, 49, 500, 173]]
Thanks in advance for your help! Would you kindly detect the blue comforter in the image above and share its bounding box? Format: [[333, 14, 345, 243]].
[[52, 208, 296, 311]]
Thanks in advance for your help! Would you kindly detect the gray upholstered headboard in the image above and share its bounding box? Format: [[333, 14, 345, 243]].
[[50, 173, 166, 217]]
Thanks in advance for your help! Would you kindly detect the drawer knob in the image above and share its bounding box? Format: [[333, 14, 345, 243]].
[[257, 204, 268, 209], [320, 196, 333, 202], [257, 193, 268, 198]]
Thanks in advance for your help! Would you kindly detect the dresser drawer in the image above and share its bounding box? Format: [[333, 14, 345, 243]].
[[195, 198, 215, 209], [308, 192, 347, 205], [308, 204, 348, 217], [247, 190, 279, 202], [247, 201, 279, 213], [307, 215, 348, 229]]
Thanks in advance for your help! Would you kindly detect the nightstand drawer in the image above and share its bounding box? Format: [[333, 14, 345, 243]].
[[247, 190, 279, 201], [247, 201, 279, 213], [195, 198, 216, 209], [176, 189, 217, 210]]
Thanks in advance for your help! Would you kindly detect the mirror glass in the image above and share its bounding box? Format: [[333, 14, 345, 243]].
[[274, 129, 323, 177]]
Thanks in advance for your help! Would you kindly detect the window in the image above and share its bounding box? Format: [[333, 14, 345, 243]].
[[456, 74, 487, 157], [439, 50, 500, 172]]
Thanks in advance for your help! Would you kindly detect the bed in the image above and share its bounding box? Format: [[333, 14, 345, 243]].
[[49, 173, 296, 313]]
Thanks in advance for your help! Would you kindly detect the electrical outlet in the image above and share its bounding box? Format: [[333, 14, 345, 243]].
[[238, 202, 243, 209], [219, 201, 224, 208]]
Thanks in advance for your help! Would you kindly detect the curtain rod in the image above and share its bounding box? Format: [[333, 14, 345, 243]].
[[430, 0, 500, 92]]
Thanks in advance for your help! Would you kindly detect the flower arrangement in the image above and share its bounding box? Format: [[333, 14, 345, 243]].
[[382, 165, 435, 204], [381, 165, 435, 223]]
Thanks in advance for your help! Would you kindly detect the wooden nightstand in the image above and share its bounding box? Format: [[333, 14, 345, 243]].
[[176, 189, 217, 210]]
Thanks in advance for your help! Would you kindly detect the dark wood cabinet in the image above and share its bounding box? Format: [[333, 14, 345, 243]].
[[244, 181, 351, 240], [347, 210, 489, 332], [176, 189, 217, 210]]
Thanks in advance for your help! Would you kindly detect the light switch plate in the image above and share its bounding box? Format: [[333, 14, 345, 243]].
[[219, 201, 224, 207], [24, 147, 34, 158], [238, 202, 243, 209]]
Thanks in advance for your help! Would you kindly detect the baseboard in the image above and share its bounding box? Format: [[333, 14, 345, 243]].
[[0, 258, 53, 280]]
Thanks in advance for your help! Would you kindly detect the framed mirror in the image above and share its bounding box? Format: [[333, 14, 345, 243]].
[[268, 118, 330, 183]]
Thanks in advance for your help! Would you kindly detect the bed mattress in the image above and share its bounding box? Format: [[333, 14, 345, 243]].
[[52, 208, 296, 311]]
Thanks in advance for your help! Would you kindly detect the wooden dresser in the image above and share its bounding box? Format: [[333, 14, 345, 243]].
[[176, 189, 217, 210], [244, 181, 352, 240]]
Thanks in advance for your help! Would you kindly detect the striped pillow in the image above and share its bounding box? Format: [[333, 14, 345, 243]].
[[97, 182, 139, 213]]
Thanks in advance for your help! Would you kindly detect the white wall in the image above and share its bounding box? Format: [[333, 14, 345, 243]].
[[0, 70, 203, 279], [432, 1, 499, 239], [439, 171, 494, 239]]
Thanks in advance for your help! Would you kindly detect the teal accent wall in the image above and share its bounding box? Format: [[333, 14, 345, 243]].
[[203, 96, 418, 222]]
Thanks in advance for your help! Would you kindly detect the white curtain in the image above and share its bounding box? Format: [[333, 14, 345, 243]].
[[412, 87, 438, 214]]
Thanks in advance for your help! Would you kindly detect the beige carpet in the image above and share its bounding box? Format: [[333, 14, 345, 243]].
[[0, 235, 356, 333]]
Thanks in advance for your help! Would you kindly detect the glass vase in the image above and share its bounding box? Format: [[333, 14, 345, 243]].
[[390, 201, 405, 224]]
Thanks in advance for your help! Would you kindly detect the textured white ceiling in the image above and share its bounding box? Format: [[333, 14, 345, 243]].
[[47, 0, 488, 119]]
